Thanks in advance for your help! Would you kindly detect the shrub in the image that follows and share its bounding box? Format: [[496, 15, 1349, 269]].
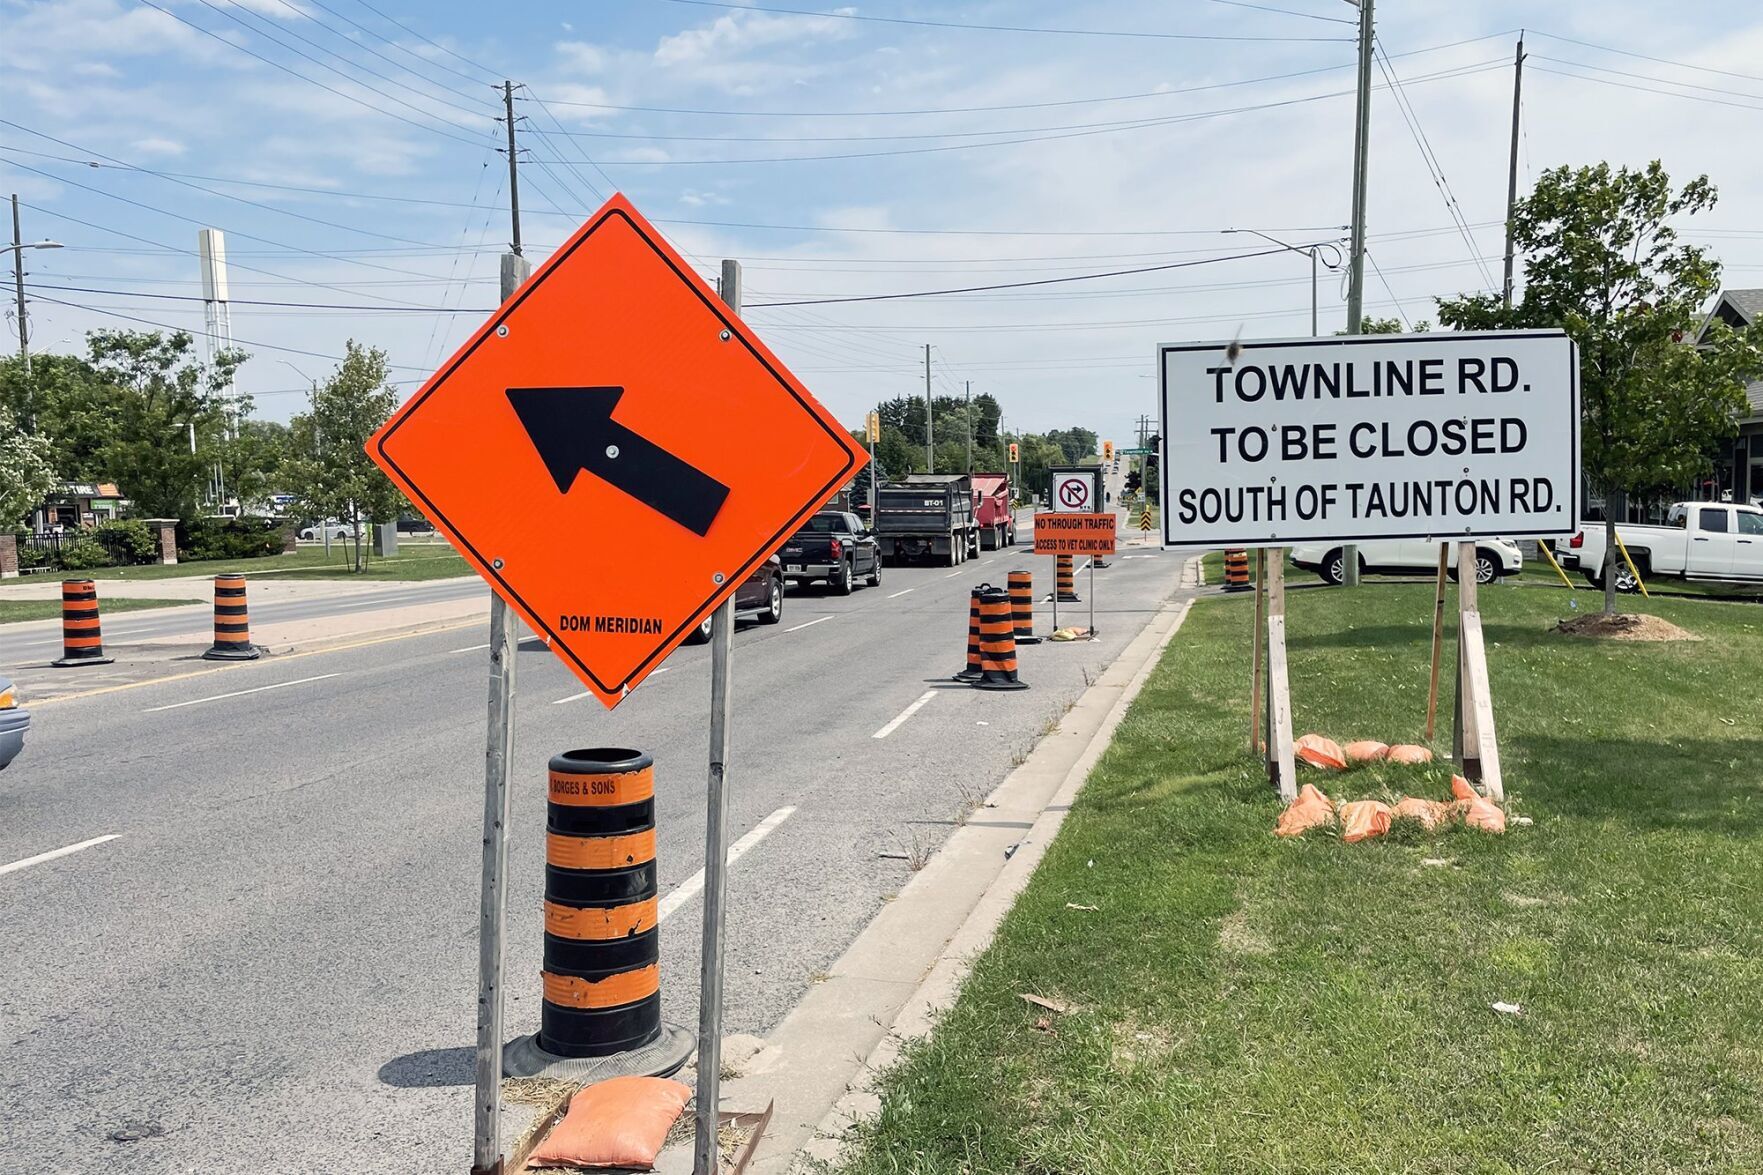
[[92, 519, 159, 565], [177, 516, 286, 562], [57, 536, 112, 570], [15, 535, 49, 571]]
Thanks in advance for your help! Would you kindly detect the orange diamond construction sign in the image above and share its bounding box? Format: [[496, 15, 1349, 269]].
[[368, 194, 867, 708]]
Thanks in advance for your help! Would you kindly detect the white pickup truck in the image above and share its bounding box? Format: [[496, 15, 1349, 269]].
[[1558, 501, 1763, 591]]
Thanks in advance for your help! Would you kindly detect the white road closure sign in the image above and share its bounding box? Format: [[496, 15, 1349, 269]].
[[1159, 330, 1579, 548]]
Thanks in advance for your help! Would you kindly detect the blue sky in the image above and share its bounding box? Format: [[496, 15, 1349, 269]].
[[5, 0, 1763, 450]]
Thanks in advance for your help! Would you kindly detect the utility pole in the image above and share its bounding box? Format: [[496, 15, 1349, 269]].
[[10, 195, 26, 375], [1342, 0, 1374, 587], [502, 81, 523, 257], [1502, 34, 1526, 309], [964, 379, 973, 474], [923, 344, 933, 474], [475, 81, 527, 1175]]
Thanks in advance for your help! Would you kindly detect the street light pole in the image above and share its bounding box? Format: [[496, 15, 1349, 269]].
[[1224, 228, 1344, 338]]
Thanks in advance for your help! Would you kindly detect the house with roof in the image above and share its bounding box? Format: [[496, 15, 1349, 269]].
[[1699, 288, 1763, 506]]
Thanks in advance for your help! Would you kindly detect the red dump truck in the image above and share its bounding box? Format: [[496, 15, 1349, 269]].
[[971, 472, 1016, 549]]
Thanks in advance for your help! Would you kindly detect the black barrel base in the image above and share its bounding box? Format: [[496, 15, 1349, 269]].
[[51, 654, 114, 668], [202, 644, 262, 661], [504, 1020, 693, 1081], [1014, 635, 1043, 645], [972, 676, 1030, 691]]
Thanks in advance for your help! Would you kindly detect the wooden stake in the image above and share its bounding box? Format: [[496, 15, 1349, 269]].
[[1451, 540, 1504, 801], [1264, 551, 1297, 802], [1250, 548, 1265, 754], [1425, 543, 1448, 740]]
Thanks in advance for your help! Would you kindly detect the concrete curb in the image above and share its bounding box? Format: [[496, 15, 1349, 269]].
[[720, 557, 1200, 1174]]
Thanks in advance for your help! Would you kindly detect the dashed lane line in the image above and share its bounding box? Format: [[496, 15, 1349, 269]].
[[656, 806, 797, 924], [1, 835, 122, 878], [783, 615, 833, 633], [872, 690, 937, 739], [143, 673, 342, 713]]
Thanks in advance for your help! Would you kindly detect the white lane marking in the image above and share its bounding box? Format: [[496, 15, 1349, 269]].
[[451, 642, 490, 653], [784, 615, 833, 633], [872, 690, 936, 739], [1, 834, 121, 878], [143, 673, 341, 713], [554, 666, 671, 704], [942, 570, 963, 578], [451, 636, 546, 655], [657, 806, 796, 924], [886, 588, 915, 599]]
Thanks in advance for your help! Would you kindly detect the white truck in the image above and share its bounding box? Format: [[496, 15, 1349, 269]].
[[1558, 501, 1763, 591]]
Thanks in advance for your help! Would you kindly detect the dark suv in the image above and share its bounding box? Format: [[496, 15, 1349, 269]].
[[684, 554, 784, 643], [779, 510, 882, 594]]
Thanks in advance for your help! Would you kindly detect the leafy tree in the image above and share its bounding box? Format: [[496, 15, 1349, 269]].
[[0, 352, 120, 481], [1353, 315, 1431, 334], [0, 403, 56, 527], [1044, 427, 1098, 464], [1437, 161, 1763, 615], [281, 341, 403, 571], [87, 330, 248, 520], [223, 419, 294, 512]]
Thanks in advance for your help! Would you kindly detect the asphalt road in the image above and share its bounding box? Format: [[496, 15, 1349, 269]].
[[0, 521, 1186, 1173], [4, 578, 488, 664]]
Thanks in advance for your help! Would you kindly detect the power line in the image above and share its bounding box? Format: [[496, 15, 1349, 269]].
[[131, 0, 486, 146], [35, 283, 494, 313], [1206, 0, 1356, 24], [745, 244, 1326, 307], [540, 60, 1507, 166], [1528, 61, 1763, 113], [1373, 43, 1499, 291], [651, 0, 1354, 42], [248, 0, 495, 115], [1529, 29, 1763, 87]]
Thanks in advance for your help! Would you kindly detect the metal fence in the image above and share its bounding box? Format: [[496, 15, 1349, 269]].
[[12, 530, 140, 573]]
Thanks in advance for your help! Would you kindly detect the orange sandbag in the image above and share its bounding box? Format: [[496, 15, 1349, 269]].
[[1339, 799, 1393, 843], [1393, 796, 1455, 830], [1295, 733, 1347, 770], [525, 1076, 691, 1171], [1450, 774, 1477, 801], [1275, 783, 1335, 837], [1343, 740, 1389, 764], [1385, 744, 1434, 764]]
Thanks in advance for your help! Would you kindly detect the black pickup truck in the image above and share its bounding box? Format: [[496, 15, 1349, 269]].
[[779, 510, 882, 594]]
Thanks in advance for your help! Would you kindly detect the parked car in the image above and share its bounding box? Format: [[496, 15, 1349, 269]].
[[779, 510, 882, 593], [1558, 501, 1763, 591], [1291, 538, 1524, 586], [683, 555, 784, 643], [0, 676, 29, 771], [298, 522, 359, 541]]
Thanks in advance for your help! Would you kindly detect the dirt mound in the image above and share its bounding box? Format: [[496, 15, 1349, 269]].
[[1553, 612, 1698, 642]]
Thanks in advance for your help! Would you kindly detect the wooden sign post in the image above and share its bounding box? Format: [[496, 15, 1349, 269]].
[[1260, 552, 1297, 802], [1451, 540, 1504, 800]]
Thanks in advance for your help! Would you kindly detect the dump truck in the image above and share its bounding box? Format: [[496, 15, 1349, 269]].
[[971, 472, 1016, 549], [875, 474, 978, 566]]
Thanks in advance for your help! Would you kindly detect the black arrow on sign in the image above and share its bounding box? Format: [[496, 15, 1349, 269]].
[[506, 386, 730, 537]]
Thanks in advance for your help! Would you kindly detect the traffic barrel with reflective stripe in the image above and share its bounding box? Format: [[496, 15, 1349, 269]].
[[1223, 548, 1252, 592], [951, 585, 986, 682], [52, 579, 115, 667], [1008, 570, 1040, 645], [972, 585, 1028, 691], [540, 748, 662, 1058], [202, 573, 261, 660], [1056, 554, 1081, 602]]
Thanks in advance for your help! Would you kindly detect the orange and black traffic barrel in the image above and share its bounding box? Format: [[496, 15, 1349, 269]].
[[52, 579, 115, 667], [1008, 570, 1040, 645], [203, 573, 261, 660], [952, 584, 986, 682], [972, 585, 1028, 691], [1223, 548, 1252, 592], [1056, 554, 1081, 602], [540, 748, 662, 1058]]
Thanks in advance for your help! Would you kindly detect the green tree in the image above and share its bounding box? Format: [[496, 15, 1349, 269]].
[[0, 352, 120, 481], [281, 341, 403, 571], [224, 419, 293, 512], [0, 403, 57, 527], [1353, 315, 1431, 334], [1044, 427, 1098, 464], [87, 330, 248, 520], [1436, 161, 1763, 614]]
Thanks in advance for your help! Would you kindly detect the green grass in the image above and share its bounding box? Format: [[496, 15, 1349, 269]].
[[0, 597, 200, 624], [68, 543, 471, 583], [837, 582, 1763, 1174]]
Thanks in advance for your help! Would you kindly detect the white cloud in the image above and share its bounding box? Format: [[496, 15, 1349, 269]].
[[653, 7, 855, 68], [557, 40, 608, 73], [131, 136, 186, 156]]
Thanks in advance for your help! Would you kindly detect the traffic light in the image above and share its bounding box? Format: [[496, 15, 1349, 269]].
[[1008, 442, 1020, 463], [1103, 440, 1114, 461]]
